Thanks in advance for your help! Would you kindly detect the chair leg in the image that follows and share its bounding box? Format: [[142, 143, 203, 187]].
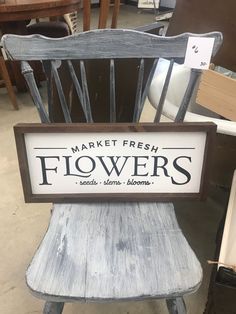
[[43, 302, 64, 314], [0, 56, 19, 110], [166, 297, 186, 314]]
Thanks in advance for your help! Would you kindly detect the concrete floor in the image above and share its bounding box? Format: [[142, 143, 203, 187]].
[[0, 5, 229, 314]]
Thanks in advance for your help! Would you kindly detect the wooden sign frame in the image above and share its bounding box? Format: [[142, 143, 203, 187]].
[[14, 122, 216, 203]]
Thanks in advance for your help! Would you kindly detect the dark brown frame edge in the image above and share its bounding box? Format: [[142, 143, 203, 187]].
[[14, 122, 217, 203]]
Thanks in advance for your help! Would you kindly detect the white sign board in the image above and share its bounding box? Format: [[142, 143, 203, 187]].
[[184, 37, 215, 70], [14, 123, 216, 203], [138, 0, 160, 9]]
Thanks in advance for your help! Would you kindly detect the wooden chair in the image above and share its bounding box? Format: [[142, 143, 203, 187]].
[[27, 0, 120, 36], [2, 29, 222, 314], [82, 0, 120, 32], [0, 50, 18, 110]]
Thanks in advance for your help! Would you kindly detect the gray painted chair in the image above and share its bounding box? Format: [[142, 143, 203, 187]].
[[2, 29, 222, 314]]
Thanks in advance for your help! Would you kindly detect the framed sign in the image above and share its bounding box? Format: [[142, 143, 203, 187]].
[[138, 0, 160, 9], [14, 122, 216, 203]]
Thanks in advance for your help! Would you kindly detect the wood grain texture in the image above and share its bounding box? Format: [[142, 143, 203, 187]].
[[26, 202, 202, 302], [197, 69, 236, 121], [98, 0, 110, 29], [0, 54, 18, 110], [2, 30, 223, 61], [0, 0, 81, 22], [82, 0, 91, 31], [166, 297, 186, 314]]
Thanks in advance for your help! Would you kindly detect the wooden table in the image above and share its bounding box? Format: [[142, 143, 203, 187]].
[[0, 0, 80, 22], [0, 0, 81, 91]]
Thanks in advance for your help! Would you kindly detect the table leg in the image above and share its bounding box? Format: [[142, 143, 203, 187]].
[[1, 21, 28, 92]]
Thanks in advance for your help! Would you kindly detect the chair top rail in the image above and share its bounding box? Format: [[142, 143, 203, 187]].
[[2, 29, 222, 61]]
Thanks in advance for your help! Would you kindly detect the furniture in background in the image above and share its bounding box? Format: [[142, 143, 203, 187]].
[[0, 0, 81, 91], [28, 0, 121, 36], [0, 0, 81, 24], [166, 0, 236, 72], [160, 0, 236, 188], [165, 2, 236, 310], [148, 62, 236, 189], [204, 170, 236, 314], [83, 0, 120, 31], [2, 29, 222, 314], [0, 50, 18, 110]]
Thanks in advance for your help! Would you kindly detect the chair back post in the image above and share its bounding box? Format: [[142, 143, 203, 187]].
[[83, 0, 91, 31], [98, 0, 110, 29], [111, 0, 120, 28], [20, 61, 49, 123], [83, 0, 120, 31]]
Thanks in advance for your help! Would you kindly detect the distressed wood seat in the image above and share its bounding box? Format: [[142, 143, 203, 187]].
[[26, 202, 202, 301], [2, 29, 222, 313]]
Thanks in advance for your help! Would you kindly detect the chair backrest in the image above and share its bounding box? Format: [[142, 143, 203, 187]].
[[2, 29, 222, 125], [82, 0, 120, 32], [64, 0, 120, 33], [2, 29, 223, 202]]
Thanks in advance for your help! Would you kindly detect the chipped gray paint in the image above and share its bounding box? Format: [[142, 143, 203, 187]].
[[26, 203, 202, 302]]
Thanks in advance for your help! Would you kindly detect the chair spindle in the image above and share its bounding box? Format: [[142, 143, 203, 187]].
[[154, 59, 174, 123], [175, 69, 201, 123], [133, 58, 144, 122], [21, 61, 49, 123], [51, 60, 72, 123], [140, 58, 159, 119], [80, 60, 93, 122], [67, 60, 92, 122], [110, 59, 116, 122], [42, 60, 53, 122]]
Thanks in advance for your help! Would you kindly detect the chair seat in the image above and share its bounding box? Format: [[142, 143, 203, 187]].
[[26, 202, 202, 302]]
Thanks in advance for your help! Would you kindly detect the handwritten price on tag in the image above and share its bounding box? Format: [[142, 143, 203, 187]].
[[184, 37, 215, 69]]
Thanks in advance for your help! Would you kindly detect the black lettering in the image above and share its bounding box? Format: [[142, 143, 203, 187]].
[[63, 156, 83, 177], [96, 141, 103, 147], [75, 156, 96, 178], [132, 156, 149, 176], [151, 145, 158, 153], [88, 142, 95, 149], [137, 142, 143, 149], [151, 156, 170, 177], [171, 156, 191, 185], [81, 144, 88, 151], [36, 156, 60, 185], [123, 140, 128, 146], [97, 156, 130, 176], [71, 146, 79, 153]]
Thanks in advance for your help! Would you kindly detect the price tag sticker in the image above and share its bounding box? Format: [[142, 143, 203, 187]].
[[184, 37, 215, 69]]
